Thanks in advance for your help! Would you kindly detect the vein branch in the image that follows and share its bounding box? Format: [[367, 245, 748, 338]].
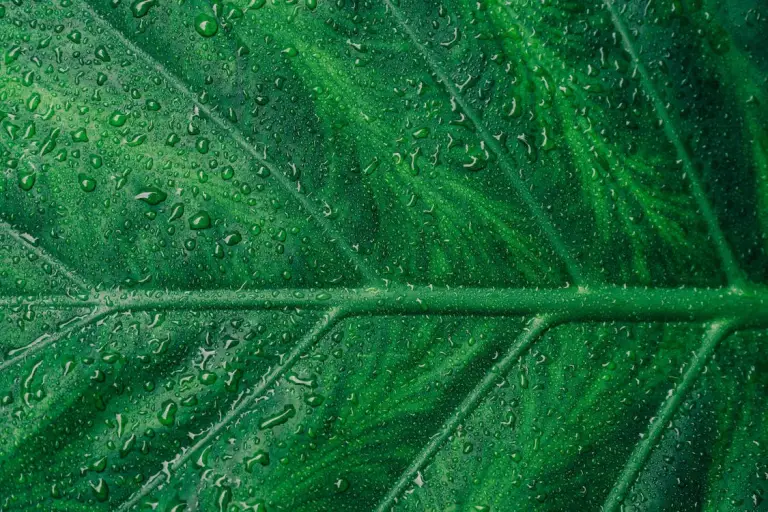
[[602, 0, 743, 286], [374, 314, 555, 512], [0, 306, 110, 373], [602, 319, 738, 511], [81, 2, 378, 284], [0, 219, 91, 292], [382, 0, 583, 286], [116, 308, 345, 511], [5, 287, 764, 373]]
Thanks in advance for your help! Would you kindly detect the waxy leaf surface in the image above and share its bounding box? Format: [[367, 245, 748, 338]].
[[0, 0, 767, 511]]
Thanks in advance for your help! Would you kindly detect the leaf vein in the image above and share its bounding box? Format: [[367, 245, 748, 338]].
[[116, 308, 345, 511], [373, 314, 555, 511], [602, 318, 739, 511], [602, 0, 743, 286], [0, 307, 109, 373], [80, 1, 378, 284], [383, 0, 583, 285], [0, 219, 91, 292]]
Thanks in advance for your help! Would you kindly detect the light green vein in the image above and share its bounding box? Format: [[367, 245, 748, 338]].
[[3, 286, 768, 325], [602, 319, 738, 511], [0, 306, 110, 372], [81, 1, 378, 284], [116, 308, 344, 511], [602, 0, 743, 287], [382, 0, 583, 286], [0, 219, 91, 292], [373, 314, 555, 511]]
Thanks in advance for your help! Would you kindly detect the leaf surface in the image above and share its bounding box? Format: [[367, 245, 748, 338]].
[[0, 0, 767, 510]]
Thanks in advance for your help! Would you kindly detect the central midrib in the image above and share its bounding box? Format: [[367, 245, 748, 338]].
[[6, 286, 768, 325]]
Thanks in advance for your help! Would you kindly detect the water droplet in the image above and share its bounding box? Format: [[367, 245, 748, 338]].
[[287, 373, 317, 388], [169, 203, 185, 221], [158, 400, 178, 426], [131, 0, 156, 18], [216, 486, 232, 512], [26, 93, 41, 112], [120, 434, 136, 458], [109, 111, 127, 127], [194, 14, 218, 38], [189, 211, 212, 230], [334, 477, 350, 493], [245, 450, 270, 472], [135, 187, 168, 205], [90, 478, 109, 502], [95, 45, 111, 62], [222, 231, 242, 246], [305, 394, 325, 407], [221, 166, 235, 180], [78, 174, 97, 192], [90, 456, 108, 473], [19, 173, 36, 191], [259, 405, 295, 430], [71, 128, 89, 142], [196, 137, 210, 154], [199, 371, 217, 385]]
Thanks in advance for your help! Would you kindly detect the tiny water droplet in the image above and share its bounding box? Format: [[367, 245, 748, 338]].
[[195, 14, 218, 37], [135, 187, 168, 205], [189, 210, 212, 230], [158, 400, 178, 426], [78, 174, 97, 192]]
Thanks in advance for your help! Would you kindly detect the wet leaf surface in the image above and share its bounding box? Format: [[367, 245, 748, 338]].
[[0, 0, 767, 510]]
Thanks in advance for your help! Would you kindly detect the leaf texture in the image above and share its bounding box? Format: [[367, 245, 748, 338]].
[[0, 0, 767, 511]]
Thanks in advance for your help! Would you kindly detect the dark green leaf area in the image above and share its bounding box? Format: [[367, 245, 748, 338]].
[[1, 0, 767, 510]]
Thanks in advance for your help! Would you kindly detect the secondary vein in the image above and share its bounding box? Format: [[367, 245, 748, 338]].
[[382, 0, 584, 286], [80, 1, 378, 285], [602, 0, 743, 286], [602, 319, 738, 511], [0, 219, 92, 292], [116, 308, 344, 511], [373, 315, 555, 512], [0, 306, 110, 373]]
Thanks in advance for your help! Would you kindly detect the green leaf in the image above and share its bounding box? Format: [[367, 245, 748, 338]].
[[0, 0, 766, 511]]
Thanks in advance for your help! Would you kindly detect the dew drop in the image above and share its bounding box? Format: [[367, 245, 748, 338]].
[[78, 174, 97, 193], [131, 0, 156, 18], [194, 14, 219, 38], [259, 405, 295, 430], [189, 211, 212, 230], [108, 111, 127, 127], [95, 45, 111, 62], [135, 187, 168, 205], [158, 400, 178, 426], [90, 478, 109, 502], [245, 450, 270, 472], [19, 173, 36, 191]]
